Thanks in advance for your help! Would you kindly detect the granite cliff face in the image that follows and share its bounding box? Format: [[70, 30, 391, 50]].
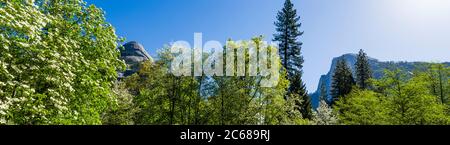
[[309, 54, 449, 108], [118, 41, 153, 78]]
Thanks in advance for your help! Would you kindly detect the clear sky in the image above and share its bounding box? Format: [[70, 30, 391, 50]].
[[87, 0, 450, 92]]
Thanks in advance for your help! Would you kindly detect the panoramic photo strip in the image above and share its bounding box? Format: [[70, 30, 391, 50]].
[[0, 0, 449, 144]]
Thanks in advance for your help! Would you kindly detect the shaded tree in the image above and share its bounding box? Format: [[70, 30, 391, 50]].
[[319, 80, 327, 102], [355, 49, 372, 89], [331, 59, 355, 106], [426, 64, 449, 104], [290, 74, 312, 119], [273, 0, 311, 119]]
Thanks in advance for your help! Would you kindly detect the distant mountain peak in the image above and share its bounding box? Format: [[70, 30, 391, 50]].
[[340, 53, 357, 58], [309, 54, 448, 109], [119, 41, 153, 78], [122, 41, 152, 60]]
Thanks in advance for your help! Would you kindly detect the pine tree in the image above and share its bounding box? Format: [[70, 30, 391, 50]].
[[355, 49, 372, 89], [274, 0, 304, 77], [331, 59, 355, 106], [290, 74, 312, 119], [273, 0, 311, 119]]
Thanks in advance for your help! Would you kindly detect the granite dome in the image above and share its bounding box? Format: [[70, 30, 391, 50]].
[[119, 41, 153, 78]]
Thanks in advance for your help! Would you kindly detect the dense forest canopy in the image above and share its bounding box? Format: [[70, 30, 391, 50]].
[[0, 0, 124, 124], [0, 0, 449, 125]]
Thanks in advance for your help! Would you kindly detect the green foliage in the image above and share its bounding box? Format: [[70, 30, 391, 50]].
[[208, 37, 307, 125], [335, 89, 389, 125], [336, 68, 450, 125], [424, 64, 449, 104], [1, 0, 449, 126], [273, 0, 304, 75], [119, 37, 308, 125], [0, 0, 124, 124], [355, 49, 372, 89], [124, 56, 202, 125], [273, 0, 311, 120], [101, 82, 137, 125], [376, 69, 450, 124], [331, 59, 355, 106], [289, 74, 312, 119]]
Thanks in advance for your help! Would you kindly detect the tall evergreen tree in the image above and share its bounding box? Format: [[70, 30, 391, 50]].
[[274, 0, 304, 77], [273, 0, 311, 119], [331, 59, 355, 106], [290, 74, 312, 119], [355, 49, 372, 89]]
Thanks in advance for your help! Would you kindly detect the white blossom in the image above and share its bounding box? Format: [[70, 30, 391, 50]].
[[313, 100, 338, 125]]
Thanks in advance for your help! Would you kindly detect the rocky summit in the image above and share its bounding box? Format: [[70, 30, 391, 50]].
[[309, 54, 450, 109], [119, 41, 153, 78]]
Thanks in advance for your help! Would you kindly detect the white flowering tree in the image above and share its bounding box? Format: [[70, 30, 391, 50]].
[[313, 100, 338, 125], [0, 0, 124, 124]]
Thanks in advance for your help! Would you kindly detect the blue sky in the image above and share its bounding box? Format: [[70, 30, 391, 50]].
[[87, 0, 450, 92]]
